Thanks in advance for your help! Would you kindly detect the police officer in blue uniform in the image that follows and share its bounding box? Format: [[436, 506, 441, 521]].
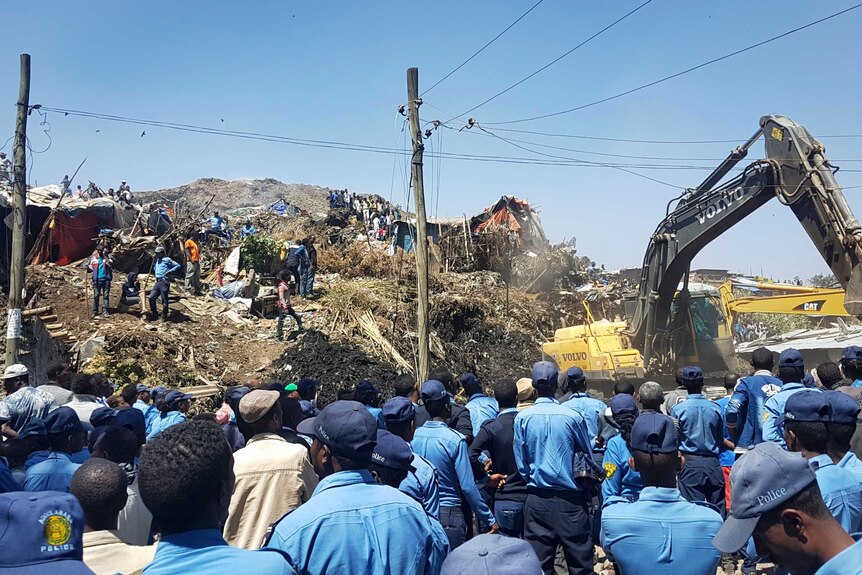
[[827, 390, 862, 482], [412, 380, 498, 549], [561, 367, 606, 457], [726, 347, 783, 448], [670, 366, 726, 515], [382, 396, 442, 519], [840, 345, 862, 388], [763, 348, 821, 447], [514, 361, 594, 575], [460, 373, 499, 437], [23, 407, 85, 492], [782, 391, 862, 533], [267, 400, 449, 574], [601, 412, 723, 575]]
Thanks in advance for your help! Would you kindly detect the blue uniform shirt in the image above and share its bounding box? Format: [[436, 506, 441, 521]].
[[671, 394, 724, 456], [147, 411, 187, 441], [514, 396, 593, 491], [266, 469, 449, 575], [810, 453, 862, 533], [209, 215, 224, 230], [465, 394, 499, 437], [23, 451, 81, 492], [763, 385, 820, 447], [0, 457, 20, 493], [399, 452, 441, 519], [725, 372, 783, 447], [601, 486, 723, 575], [144, 528, 293, 575], [814, 535, 862, 575], [562, 392, 606, 450], [135, 400, 159, 434], [601, 434, 642, 501], [411, 421, 496, 526], [839, 451, 862, 484], [69, 449, 91, 464], [851, 380, 862, 389], [715, 396, 736, 467], [153, 256, 182, 280]]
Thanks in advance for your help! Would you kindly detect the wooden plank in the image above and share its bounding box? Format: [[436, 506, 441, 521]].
[[22, 306, 52, 317]]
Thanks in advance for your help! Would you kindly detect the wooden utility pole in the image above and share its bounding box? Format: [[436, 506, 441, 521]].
[[6, 54, 31, 366], [407, 67, 430, 382]]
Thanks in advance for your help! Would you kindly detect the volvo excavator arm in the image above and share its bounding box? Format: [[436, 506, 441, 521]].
[[626, 115, 862, 372]]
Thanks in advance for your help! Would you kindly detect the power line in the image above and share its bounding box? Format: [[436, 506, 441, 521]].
[[486, 2, 862, 125], [421, 0, 545, 96], [448, 0, 654, 123]]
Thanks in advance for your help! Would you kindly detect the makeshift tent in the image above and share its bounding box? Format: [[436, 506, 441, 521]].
[[470, 195, 547, 249], [390, 219, 459, 253], [268, 198, 302, 217]]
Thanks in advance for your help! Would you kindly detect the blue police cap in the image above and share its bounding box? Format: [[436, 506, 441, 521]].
[[841, 345, 862, 361], [714, 442, 816, 553], [89, 406, 118, 428], [309, 400, 377, 460], [113, 408, 147, 441], [135, 384, 150, 393], [609, 393, 638, 417], [531, 361, 559, 388], [566, 366, 586, 386], [458, 373, 480, 389], [297, 378, 319, 395], [164, 390, 193, 409], [0, 491, 92, 573], [778, 348, 804, 368], [17, 419, 47, 440], [440, 533, 542, 575], [371, 430, 414, 471], [225, 386, 251, 406], [382, 396, 416, 424], [44, 407, 84, 435], [150, 385, 168, 400], [681, 366, 703, 382], [782, 390, 831, 423], [824, 390, 861, 425], [630, 412, 678, 454], [420, 380, 448, 403]]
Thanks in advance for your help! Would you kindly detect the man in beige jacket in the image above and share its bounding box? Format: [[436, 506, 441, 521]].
[[224, 389, 318, 549], [70, 458, 155, 575]]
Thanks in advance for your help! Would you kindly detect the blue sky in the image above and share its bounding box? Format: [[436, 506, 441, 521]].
[[4, 1, 862, 280]]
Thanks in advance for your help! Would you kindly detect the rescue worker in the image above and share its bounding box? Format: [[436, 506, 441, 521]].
[[461, 373, 498, 437], [204, 210, 227, 243], [284, 239, 307, 293], [783, 391, 862, 533], [265, 400, 449, 574], [763, 348, 820, 447], [601, 412, 723, 575], [726, 347, 783, 448], [514, 361, 594, 575], [239, 220, 256, 239], [148, 246, 181, 321], [412, 380, 498, 549], [300, 237, 317, 298], [670, 366, 726, 515], [183, 231, 202, 296], [88, 247, 113, 317]]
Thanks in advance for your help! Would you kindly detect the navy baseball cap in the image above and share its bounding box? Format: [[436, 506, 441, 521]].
[[355, 380, 379, 398], [440, 533, 542, 575], [681, 366, 703, 382], [113, 408, 147, 442], [0, 491, 93, 574], [17, 420, 47, 440], [531, 361, 558, 388], [371, 430, 414, 471], [225, 386, 251, 405], [824, 390, 861, 425], [382, 396, 416, 424], [164, 390, 193, 409], [841, 345, 862, 361], [630, 412, 678, 454], [135, 384, 150, 393], [150, 385, 168, 400], [89, 407, 118, 428], [566, 366, 586, 386], [459, 373, 480, 389], [778, 348, 804, 368], [297, 378, 319, 395], [44, 407, 84, 435], [308, 400, 377, 460], [714, 441, 817, 553], [420, 380, 448, 403], [610, 393, 638, 417], [781, 390, 831, 423]]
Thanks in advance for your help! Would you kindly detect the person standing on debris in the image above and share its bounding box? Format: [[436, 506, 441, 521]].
[[73, 184, 84, 199], [147, 390, 193, 441], [60, 174, 71, 195], [671, 366, 726, 516], [725, 347, 783, 449], [301, 237, 317, 298], [148, 246, 181, 321], [284, 239, 307, 292], [514, 361, 594, 574], [0, 152, 11, 184], [240, 220, 256, 240], [0, 364, 58, 438], [276, 270, 303, 340], [183, 232, 203, 296], [88, 247, 114, 317], [204, 210, 227, 243]]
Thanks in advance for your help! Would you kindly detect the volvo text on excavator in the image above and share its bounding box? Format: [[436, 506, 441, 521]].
[[543, 115, 862, 380]]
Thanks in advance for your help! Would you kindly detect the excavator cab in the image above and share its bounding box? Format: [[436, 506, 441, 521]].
[[667, 285, 735, 373]]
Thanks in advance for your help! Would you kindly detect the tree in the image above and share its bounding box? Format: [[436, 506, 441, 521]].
[[239, 235, 279, 274], [809, 273, 838, 288]]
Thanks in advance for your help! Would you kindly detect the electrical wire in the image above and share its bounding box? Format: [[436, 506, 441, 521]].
[[421, 0, 545, 96], [448, 0, 654, 123], [485, 2, 862, 125]]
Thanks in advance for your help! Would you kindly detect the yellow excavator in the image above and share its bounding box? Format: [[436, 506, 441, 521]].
[[543, 115, 862, 380]]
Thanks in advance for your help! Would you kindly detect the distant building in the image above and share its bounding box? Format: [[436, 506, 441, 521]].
[[689, 268, 730, 284]]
